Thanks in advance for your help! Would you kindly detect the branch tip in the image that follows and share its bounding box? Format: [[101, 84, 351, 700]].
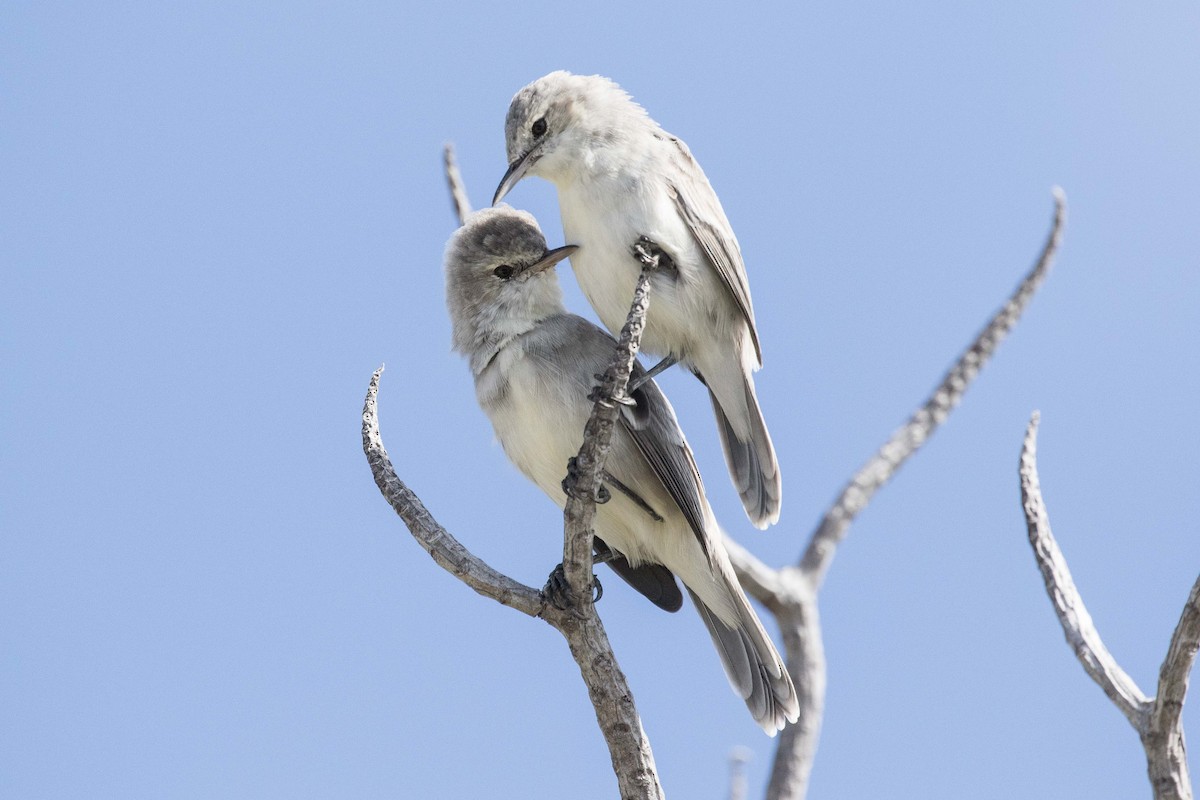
[[443, 141, 472, 225], [1019, 414, 1150, 729], [799, 197, 1064, 584], [362, 368, 544, 617]]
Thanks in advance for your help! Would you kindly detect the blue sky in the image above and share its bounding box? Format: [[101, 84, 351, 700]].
[[4, 2, 1199, 798]]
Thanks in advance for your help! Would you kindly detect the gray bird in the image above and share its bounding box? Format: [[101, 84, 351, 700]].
[[444, 205, 798, 735], [493, 71, 782, 529]]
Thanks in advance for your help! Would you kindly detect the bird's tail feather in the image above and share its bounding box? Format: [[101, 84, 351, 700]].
[[686, 586, 799, 735], [707, 369, 781, 528]]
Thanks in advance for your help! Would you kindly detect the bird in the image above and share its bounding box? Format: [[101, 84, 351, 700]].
[[444, 205, 799, 734], [493, 70, 782, 529]]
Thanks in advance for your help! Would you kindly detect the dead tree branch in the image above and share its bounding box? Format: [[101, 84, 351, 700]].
[[1018, 412, 1148, 724], [551, 260, 661, 799], [365, 315, 663, 797], [800, 187, 1067, 585], [560, 266, 652, 598], [363, 367, 544, 617], [727, 190, 1067, 800], [1019, 412, 1198, 800]]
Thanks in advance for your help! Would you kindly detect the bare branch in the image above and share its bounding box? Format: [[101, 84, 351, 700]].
[[543, 258, 663, 799], [1154, 574, 1200, 745], [1144, 574, 1200, 799], [362, 366, 544, 616], [728, 747, 752, 800], [1020, 413, 1198, 799], [444, 142, 472, 225], [560, 259, 654, 600], [1145, 725, 1193, 800], [724, 532, 787, 612], [548, 604, 664, 800], [367, 357, 662, 797], [748, 193, 1068, 800], [800, 188, 1067, 584], [1018, 411, 1150, 726], [765, 593, 825, 800], [725, 536, 826, 800]]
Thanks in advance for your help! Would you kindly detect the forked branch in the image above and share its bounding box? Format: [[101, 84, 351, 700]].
[[1020, 412, 1197, 800], [727, 190, 1068, 800]]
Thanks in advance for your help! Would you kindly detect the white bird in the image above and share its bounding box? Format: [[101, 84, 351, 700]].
[[493, 70, 782, 529], [445, 205, 799, 734]]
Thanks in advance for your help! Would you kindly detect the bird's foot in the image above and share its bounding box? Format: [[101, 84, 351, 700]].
[[543, 563, 603, 609], [587, 378, 635, 408], [631, 236, 676, 274], [561, 456, 611, 504]]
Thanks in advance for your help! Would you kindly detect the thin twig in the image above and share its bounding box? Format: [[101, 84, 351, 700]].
[[1154, 574, 1200, 745], [362, 366, 544, 616], [764, 592, 825, 800], [444, 142, 472, 225], [560, 266, 653, 601], [1020, 413, 1197, 800], [800, 188, 1067, 585], [365, 361, 662, 798], [1146, 572, 1200, 800], [729, 747, 752, 800], [1018, 412, 1150, 726], [549, 260, 664, 799]]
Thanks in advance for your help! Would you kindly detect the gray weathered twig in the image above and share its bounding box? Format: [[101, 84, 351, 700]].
[[729, 746, 753, 800], [800, 187, 1067, 585], [444, 142, 472, 225], [551, 257, 661, 799], [1019, 412, 1198, 800], [727, 190, 1067, 800], [560, 264, 652, 601], [1019, 412, 1148, 725], [363, 367, 544, 617], [365, 358, 662, 798]]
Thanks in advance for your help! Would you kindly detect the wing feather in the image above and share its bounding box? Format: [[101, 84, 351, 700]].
[[665, 136, 762, 365]]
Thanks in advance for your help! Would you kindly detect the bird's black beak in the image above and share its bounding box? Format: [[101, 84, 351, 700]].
[[493, 147, 539, 206], [525, 244, 579, 275]]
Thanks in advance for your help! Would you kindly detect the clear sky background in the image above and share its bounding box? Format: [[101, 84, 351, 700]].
[[4, 3, 1199, 798]]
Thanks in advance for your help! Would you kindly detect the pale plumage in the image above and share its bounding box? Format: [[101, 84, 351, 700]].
[[445, 206, 798, 733], [494, 71, 782, 528]]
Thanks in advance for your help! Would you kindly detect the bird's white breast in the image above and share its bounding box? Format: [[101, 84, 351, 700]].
[[555, 155, 739, 368], [475, 336, 720, 592], [480, 345, 587, 504]]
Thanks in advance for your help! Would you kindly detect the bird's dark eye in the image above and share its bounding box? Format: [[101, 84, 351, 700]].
[[493, 264, 515, 280], [531, 117, 547, 137]]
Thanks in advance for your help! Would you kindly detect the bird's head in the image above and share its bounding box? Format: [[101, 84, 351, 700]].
[[493, 71, 651, 204], [444, 205, 576, 368]]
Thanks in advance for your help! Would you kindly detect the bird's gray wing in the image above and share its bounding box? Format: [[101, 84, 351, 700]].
[[523, 315, 714, 558], [620, 361, 712, 559], [664, 135, 762, 365]]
